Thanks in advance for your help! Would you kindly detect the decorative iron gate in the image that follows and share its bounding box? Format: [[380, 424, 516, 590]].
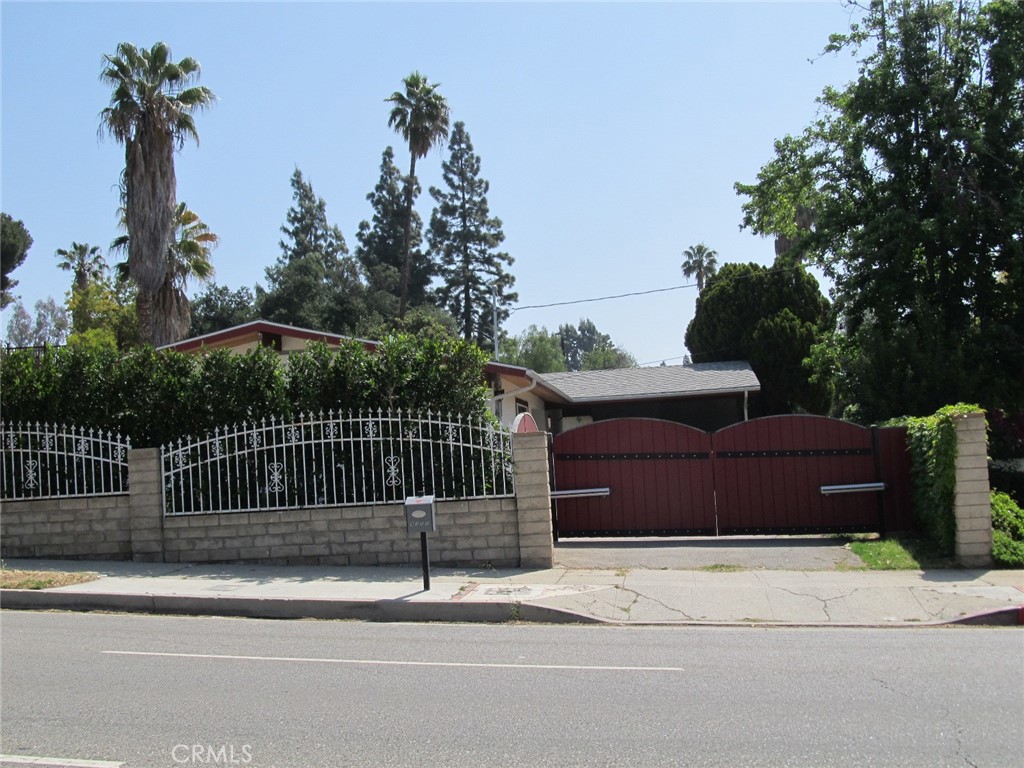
[[551, 416, 913, 537]]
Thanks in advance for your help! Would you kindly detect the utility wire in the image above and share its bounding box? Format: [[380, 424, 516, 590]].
[[509, 282, 698, 314], [509, 261, 819, 316]]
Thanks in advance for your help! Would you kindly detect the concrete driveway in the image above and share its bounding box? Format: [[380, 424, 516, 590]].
[[554, 535, 865, 571]]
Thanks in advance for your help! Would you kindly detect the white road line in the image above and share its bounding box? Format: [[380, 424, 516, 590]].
[[103, 650, 685, 672], [0, 757, 122, 767]]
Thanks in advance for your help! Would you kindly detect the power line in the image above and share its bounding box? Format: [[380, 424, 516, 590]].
[[509, 282, 698, 314], [509, 261, 820, 316]]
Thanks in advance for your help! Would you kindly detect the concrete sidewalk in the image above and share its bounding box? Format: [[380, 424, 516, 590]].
[[2, 557, 1023, 627]]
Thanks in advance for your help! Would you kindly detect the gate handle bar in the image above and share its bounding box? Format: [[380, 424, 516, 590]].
[[820, 482, 886, 495], [550, 487, 611, 499]]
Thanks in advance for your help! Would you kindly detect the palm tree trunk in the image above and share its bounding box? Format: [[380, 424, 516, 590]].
[[135, 289, 156, 347], [398, 154, 417, 320]]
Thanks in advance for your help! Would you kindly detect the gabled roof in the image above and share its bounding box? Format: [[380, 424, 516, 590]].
[[159, 320, 379, 354], [536, 361, 760, 404], [158, 320, 523, 379]]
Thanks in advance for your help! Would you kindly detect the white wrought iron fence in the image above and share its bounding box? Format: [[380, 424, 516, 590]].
[[162, 409, 515, 516], [1, 422, 131, 499]]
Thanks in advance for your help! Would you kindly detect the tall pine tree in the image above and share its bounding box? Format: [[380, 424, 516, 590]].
[[259, 168, 365, 332], [428, 122, 516, 347], [355, 147, 432, 320]]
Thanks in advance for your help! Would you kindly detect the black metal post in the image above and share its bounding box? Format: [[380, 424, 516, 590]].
[[420, 531, 430, 591]]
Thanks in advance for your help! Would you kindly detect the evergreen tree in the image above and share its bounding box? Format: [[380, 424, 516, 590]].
[[428, 122, 516, 348], [1, 213, 32, 308], [260, 169, 366, 332], [355, 147, 430, 320], [685, 262, 831, 415]]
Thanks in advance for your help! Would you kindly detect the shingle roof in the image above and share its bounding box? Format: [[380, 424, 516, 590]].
[[537, 361, 760, 403]]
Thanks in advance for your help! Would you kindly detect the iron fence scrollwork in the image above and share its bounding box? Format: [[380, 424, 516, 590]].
[[161, 409, 515, 516]]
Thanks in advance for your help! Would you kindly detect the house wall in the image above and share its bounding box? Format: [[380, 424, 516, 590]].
[[492, 374, 547, 428], [0, 433, 554, 569]]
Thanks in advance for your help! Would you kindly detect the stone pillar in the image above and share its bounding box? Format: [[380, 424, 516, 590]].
[[128, 447, 164, 562], [953, 412, 992, 568], [512, 431, 554, 568]]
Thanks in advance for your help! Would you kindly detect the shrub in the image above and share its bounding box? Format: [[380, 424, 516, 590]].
[[991, 491, 1024, 568], [0, 334, 492, 447], [891, 404, 982, 555]]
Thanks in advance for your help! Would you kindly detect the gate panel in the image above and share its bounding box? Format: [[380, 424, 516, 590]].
[[553, 419, 714, 536], [712, 415, 880, 534], [877, 426, 914, 532]]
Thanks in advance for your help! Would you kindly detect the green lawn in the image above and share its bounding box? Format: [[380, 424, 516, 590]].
[[846, 535, 957, 570]]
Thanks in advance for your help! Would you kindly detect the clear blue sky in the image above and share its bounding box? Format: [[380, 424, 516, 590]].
[[1, 1, 863, 365]]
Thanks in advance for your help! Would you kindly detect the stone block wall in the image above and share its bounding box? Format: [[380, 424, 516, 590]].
[[0, 431, 555, 569], [953, 411, 992, 567], [160, 497, 523, 568], [0, 495, 133, 559]]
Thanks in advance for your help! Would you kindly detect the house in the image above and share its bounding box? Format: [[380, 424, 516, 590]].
[[161, 321, 760, 431], [161, 319, 379, 357], [502, 361, 760, 433]]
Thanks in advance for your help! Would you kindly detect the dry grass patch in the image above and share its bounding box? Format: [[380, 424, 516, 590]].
[[0, 567, 99, 590]]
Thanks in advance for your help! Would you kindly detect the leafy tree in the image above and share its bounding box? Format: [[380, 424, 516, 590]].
[[582, 345, 637, 371], [680, 243, 718, 291], [685, 262, 831, 414], [189, 283, 257, 336], [65, 275, 138, 350], [558, 318, 636, 371], [386, 71, 450, 319], [259, 169, 366, 332], [735, 0, 1024, 418], [360, 304, 458, 343], [559, 318, 612, 372], [99, 42, 215, 346], [4, 298, 70, 347], [355, 147, 430, 320], [1, 213, 32, 308], [501, 325, 567, 373], [56, 242, 106, 294], [113, 201, 218, 343], [428, 122, 517, 348]]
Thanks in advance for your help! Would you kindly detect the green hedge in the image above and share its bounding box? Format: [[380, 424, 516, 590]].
[[991, 491, 1024, 568], [0, 335, 491, 448], [891, 404, 984, 556]]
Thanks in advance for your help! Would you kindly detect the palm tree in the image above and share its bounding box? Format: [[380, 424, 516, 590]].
[[99, 42, 215, 345], [681, 243, 719, 292], [55, 242, 106, 292], [386, 71, 450, 318], [113, 202, 217, 344]]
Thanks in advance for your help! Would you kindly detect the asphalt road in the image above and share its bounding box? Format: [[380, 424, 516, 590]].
[[1, 611, 1022, 768]]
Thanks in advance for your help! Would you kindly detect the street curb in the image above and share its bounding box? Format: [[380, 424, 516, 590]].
[[941, 605, 1024, 626], [2, 590, 1021, 627], [0, 589, 605, 625]]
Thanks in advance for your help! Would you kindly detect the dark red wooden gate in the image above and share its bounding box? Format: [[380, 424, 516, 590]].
[[552, 419, 714, 536], [551, 416, 913, 537]]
